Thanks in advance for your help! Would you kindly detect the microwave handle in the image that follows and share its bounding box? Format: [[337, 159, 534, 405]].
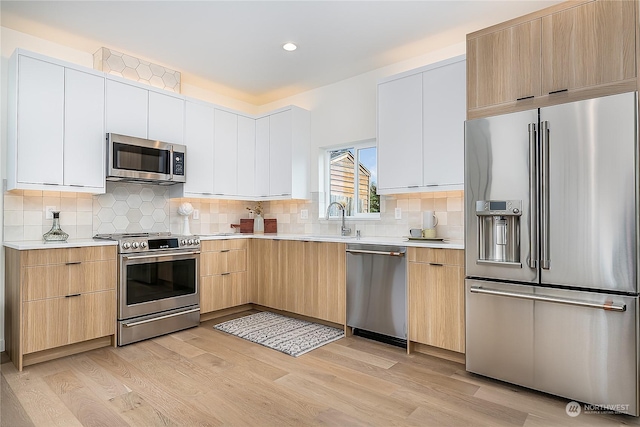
[[170, 146, 174, 181]]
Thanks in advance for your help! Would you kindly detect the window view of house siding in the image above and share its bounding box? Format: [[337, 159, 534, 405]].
[[329, 147, 379, 216]]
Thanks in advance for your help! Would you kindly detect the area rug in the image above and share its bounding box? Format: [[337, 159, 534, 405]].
[[214, 311, 345, 357]]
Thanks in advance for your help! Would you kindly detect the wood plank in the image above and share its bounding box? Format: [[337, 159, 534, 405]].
[[1, 372, 36, 427], [109, 391, 178, 427]]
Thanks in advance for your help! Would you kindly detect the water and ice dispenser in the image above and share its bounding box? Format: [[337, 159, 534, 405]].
[[475, 200, 522, 267]]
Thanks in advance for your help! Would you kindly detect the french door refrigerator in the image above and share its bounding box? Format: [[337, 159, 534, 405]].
[[464, 91, 638, 415]]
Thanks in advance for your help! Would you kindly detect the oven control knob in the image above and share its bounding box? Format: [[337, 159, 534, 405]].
[[194, 239, 200, 245], [181, 239, 186, 246], [513, 208, 520, 214], [187, 239, 194, 245], [140, 242, 147, 248], [122, 242, 131, 250], [132, 242, 139, 249]]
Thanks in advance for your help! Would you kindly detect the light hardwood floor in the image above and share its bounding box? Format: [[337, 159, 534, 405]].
[[2, 310, 639, 427]]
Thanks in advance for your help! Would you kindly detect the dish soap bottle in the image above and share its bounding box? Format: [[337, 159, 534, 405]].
[[43, 211, 69, 242]]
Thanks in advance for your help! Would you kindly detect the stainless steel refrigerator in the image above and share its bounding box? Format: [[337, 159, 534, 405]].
[[464, 91, 638, 415]]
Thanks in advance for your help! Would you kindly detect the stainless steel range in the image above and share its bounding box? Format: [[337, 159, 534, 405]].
[[94, 232, 201, 345]]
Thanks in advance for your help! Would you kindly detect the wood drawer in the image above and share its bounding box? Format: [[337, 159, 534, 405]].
[[408, 247, 463, 266], [200, 271, 248, 313], [22, 259, 116, 301], [201, 239, 247, 252], [201, 249, 246, 276], [21, 246, 116, 267]]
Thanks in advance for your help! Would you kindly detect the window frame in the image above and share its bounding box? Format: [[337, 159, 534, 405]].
[[323, 139, 380, 220]]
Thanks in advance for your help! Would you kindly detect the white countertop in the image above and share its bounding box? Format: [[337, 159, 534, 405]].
[[199, 233, 464, 249], [4, 234, 463, 251], [4, 239, 118, 250]]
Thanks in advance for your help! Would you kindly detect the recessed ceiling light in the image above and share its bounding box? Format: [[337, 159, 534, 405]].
[[282, 43, 297, 52]]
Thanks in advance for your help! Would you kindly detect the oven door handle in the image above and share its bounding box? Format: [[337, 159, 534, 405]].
[[123, 308, 201, 327], [122, 251, 200, 260]]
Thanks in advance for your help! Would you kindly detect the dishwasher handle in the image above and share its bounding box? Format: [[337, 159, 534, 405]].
[[346, 249, 405, 257]]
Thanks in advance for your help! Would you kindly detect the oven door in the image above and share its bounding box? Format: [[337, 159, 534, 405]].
[[119, 251, 199, 320]]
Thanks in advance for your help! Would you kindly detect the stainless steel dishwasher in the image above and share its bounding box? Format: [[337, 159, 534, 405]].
[[346, 244, 407, 343]]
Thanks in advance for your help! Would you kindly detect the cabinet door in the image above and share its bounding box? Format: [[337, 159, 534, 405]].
[[23, 297, 69, 353], [301, 242, 319, 318], [317, 242, 346, 324], [213, 109, 238, 195], [377, 74, 423, 191], [255, 117, 270, 196], [17, 56, 64, 185], [105, 80, 148, 138], [64, 69, 105, 188], [269, 110, 292, 196], [423, 59, 465, 186], [467, 20, 541, 109], [68, 290, 116, 344], [148, 91, 184, 144], [184, 101, 214, 194], [237, 116, 256, 197], [542, 0, 636, 95], [409, 262, 464, 352]]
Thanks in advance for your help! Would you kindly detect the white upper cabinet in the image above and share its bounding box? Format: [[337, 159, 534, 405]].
[[422, 58, 465, 187], [256, 106, 310, 199], [254, 117, 270, 197], [237, 115, 256, 197], [15, 55, 65, 187], [64, 68, 105, 189], [269, 110, 293, 196], [213, 109, 238, 195], [183, 100, 214, 195], [148, 91, 184, 144], [377, 73, 423, 192], [377, 55, 466, 195], [8, 50, 106, 193], [106, 78, 185, 144], [105, 79, 148, 139]]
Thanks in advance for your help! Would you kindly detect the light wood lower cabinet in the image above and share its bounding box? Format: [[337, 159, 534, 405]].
[[408, 248, 465, 353], [200, 239, 249, 313], [5, 246, 117, 370], [250, 240, 346, 325]]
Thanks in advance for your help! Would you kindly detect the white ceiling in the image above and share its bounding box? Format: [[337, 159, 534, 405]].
[[1, 1, 560, 105]]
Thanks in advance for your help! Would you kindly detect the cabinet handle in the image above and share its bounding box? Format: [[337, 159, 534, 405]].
[[221, 272, 231, 276], [548, 89, 568, 95], [516, 95, 534, 101], [220, 250, 230, 253], [66, 261, 82, 265], [65, 293, 81, 298], [408, 185, 420, 188], [429, 263, 444, 267]]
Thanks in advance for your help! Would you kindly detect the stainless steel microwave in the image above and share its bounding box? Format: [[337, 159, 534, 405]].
[[106, 133, 186, 185]]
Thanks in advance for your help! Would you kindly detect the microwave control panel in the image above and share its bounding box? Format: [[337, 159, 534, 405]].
[[173, 152, 185, 176]]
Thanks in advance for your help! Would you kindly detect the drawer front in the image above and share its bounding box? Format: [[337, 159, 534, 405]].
[[201, 249, 246, 276], [200, 271, 247, 313], [68, 290, 116, 344], [21, 246, 116, 266], [22, 264, 68, 301], [202, 239, 247, 253], [68, 260, 117, 294], [23, 297, 69, 353], [408, 247, 463, 266]]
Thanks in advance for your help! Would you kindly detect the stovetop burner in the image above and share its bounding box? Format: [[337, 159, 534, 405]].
[[93, 232, 171, 240]]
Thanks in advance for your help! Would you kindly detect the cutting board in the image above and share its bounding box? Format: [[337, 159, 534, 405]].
[[264, 219, 277, 234], [239, 219, 254, 234]]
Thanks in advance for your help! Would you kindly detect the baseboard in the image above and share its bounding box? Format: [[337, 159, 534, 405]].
[[199, 304, 254, 322], [251, 304, 345, 330], [409, 341, 466, 364]]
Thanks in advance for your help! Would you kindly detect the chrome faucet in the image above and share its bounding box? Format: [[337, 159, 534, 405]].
[[326, 201, 352, 236]]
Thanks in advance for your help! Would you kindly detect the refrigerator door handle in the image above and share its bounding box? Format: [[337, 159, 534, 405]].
[[540, 120, 550, 269], [528, 123, 538, 269], [469, 286, 626, 312]]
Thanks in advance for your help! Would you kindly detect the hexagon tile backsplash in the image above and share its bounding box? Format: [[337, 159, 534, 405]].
[[93, 47, 181, 93], [93, 183, 170, 235]]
